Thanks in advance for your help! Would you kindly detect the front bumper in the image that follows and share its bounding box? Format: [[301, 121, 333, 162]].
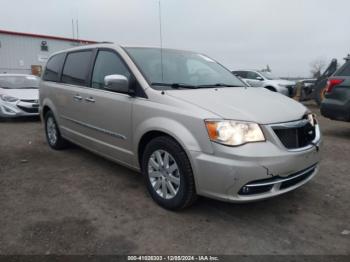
[[0, 101, 39, 118], [190, 125, 321, 202]]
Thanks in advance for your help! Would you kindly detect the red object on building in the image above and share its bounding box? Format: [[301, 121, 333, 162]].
[[0, 29, 97, 44]]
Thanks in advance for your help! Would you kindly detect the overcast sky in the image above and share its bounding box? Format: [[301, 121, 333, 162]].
[[1, 0, 349, 76]]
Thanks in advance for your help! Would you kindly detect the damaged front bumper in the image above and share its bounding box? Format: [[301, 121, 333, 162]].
[[189, 125, 321, 202]]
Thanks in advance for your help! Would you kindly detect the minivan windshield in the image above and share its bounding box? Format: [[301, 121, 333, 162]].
[[0, 75, 40, 89], [125, 47, 246, 90]]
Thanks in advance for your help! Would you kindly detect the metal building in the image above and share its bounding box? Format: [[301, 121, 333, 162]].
[[0, 29, 96, 76]]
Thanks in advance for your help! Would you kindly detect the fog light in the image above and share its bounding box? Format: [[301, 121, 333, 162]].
[[242, 186, 250, 194]]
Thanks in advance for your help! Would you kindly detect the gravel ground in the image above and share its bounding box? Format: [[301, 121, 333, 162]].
[[0, 103, 349, 255]]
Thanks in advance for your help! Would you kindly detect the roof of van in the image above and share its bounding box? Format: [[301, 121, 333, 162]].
[[49, 44, 197, 57]]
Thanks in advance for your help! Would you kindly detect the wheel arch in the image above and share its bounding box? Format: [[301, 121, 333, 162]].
[[264, 85, 277, 92], [134, 117, 210, 168], [137, 130, 175, 167], [41, 98, 59, 121], [42, 105, 51, 118]]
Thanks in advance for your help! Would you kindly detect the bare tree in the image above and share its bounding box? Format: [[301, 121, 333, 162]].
[[310, 58, 326, 78]]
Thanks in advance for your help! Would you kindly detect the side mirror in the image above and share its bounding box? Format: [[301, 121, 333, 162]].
[[256, 76, 264, 81], [104, 74, 130, 94]]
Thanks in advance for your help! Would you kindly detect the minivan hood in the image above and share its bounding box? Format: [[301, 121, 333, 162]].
[[167, 87, 307, 124], [0, 88, 38, 100]]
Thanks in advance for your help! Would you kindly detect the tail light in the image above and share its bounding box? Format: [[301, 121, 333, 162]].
[[325, 79, 344, 93]]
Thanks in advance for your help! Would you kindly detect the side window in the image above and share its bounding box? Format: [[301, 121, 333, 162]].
[[43, 53, 65, 82], [337, 62, 350, 77], [246, 71, 260, 80], [234, 71, 247, 78], [91, 50, 131, 89], [62, 51, 92, 86]]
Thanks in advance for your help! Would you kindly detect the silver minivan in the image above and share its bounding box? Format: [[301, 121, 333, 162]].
[[39, 44, 321, 210]]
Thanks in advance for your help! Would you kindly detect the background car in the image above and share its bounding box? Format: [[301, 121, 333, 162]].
[[321, 56, 350, 122], [0, 74, 40, 118], [312, 59, 338, 106], [294, 78, 317, 102], [232, 70, 296, 97]]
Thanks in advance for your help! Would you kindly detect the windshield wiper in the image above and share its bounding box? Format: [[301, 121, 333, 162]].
[[151, 82, 199, 89], [196, 83, 242, 88], [151, 82, 243, 89]]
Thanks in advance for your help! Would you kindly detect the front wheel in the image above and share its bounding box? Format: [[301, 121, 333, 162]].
[[141, 136, 197, 210]]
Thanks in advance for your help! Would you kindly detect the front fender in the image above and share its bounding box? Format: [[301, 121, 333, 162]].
[[41, 98, 59, 123], [133, 116, 214, 160]]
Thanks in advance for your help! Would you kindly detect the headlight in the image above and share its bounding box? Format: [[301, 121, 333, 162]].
[[307, 113, 317, 126], [205, 120, 265, 146], [278, 83, 287, 87], [0, 95, 19, 102]]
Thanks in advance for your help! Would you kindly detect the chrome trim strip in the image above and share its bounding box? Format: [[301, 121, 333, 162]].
[[269, 119, 310, 129], [246, 165, 317, 187], [61, 115, 127, 140]]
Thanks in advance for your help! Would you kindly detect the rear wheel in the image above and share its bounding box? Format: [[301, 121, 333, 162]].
[[141, 136, 197, 210], [44, 111, 69, 150]]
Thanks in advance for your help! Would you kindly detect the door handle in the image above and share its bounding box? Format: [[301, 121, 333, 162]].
[[85, 97, 95, 103], [73, 94, 83, 101]]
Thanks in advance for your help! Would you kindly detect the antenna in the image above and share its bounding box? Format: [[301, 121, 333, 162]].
[[72, 19, 75, 39], [76, 19, 80, 40], [158, 0, 164, 81]]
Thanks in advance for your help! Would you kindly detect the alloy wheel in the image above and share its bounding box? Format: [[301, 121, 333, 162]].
[[147, 150, 181, 199], [46, 117, 58, 146]]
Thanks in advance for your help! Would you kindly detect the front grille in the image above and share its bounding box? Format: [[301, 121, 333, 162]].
[[273, 122, 316, 149], [17, 105, 39, 113], [238, 165, 316, 196]]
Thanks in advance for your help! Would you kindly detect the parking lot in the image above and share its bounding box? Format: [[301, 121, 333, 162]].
[[0, 103, 349, 255]]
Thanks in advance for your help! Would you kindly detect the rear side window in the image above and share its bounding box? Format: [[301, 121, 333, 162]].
[[246, 71, 260, 80], [91, 50, 131, 89], [62, 51, 93, 86], [233, 71, 247, 78], [43, 53, 65, 82], [336, 62, 350, 77]]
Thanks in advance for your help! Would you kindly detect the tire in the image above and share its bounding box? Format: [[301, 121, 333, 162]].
[[141, 136, 197, 210], [44, 111, 69, 150]]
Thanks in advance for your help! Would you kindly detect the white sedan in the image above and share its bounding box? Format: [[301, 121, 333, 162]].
[[0, 74, 40, 118]]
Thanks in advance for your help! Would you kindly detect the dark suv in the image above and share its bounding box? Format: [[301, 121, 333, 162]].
[[321, 55, 350, 122]]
